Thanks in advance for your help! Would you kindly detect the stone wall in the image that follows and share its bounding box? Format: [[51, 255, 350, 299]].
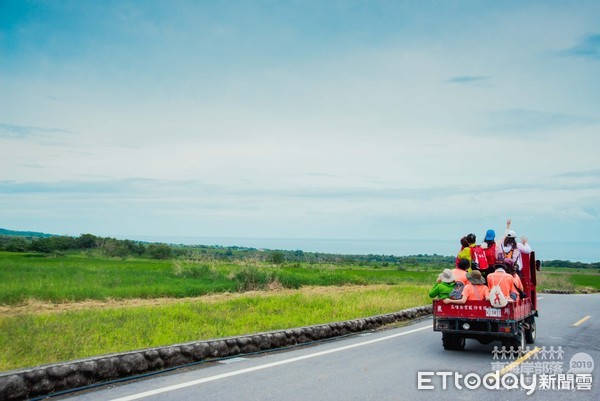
[[541, 289, 576, 294], [0, 305, 432, 401]]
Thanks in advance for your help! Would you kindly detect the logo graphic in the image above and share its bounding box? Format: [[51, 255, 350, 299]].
[[417, 346, 594, 393]]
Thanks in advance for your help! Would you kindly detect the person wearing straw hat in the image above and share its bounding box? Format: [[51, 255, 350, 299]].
[[429, 269, 456, 300], [443, 270, 490, 305]]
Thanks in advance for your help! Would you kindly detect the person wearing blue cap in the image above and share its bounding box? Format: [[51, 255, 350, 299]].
[[482, 229, 497, 276]]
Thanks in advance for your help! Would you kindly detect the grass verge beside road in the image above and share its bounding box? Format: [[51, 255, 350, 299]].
[[0, 285, 429, 372], [536, 270, 600, 293]]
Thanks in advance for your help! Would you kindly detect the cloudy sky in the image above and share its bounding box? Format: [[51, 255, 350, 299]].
[[1, 0, 599, 245]]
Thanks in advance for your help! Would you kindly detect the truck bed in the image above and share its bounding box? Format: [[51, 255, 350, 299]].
[[433, 298, 533, 321]]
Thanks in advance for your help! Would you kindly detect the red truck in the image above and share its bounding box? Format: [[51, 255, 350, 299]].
[[433, 252, 539, 351]]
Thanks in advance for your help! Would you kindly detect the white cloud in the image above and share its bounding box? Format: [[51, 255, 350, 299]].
[[1, 1, 599, 246]]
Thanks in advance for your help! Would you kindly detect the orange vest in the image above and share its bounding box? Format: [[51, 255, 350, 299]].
[[451, 268, 469, 285], [486, 270, 513, 297], [463, 283, 490, 301], [513, 274, 524, 291]]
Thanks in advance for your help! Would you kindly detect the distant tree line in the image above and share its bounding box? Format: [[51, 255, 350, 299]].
[[0, 234, 173, 259], [0, 233, 597, 268], [541, 260, 600, 269], [259, 250, 456, 267], [0, 233, 457, 265]]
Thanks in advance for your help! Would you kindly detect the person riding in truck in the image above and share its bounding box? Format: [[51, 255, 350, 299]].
[[429, 269, 456, 300], [486, 259, 515, 301]]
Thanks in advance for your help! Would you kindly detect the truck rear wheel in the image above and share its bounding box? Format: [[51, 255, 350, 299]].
[[512, 327, 526, 355], [525, 317, 536, 344], [442, 333, 465, 351]]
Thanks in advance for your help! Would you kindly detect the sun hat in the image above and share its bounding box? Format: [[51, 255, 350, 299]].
[[484, 229, 495, 241], [439, 269, 454, 283], [506, 230, 517, 238], [494, 258, 506, 269], [467, 270, 486, 285]]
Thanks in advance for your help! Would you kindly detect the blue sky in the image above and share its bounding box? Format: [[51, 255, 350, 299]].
[[1, 0, 599, 245]]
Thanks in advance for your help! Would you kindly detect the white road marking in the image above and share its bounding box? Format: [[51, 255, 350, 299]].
[[487, 347, 542, 385], [498, 347, 541, 376], [218, 357, 248, 364], [109, 324, 431, 401], [573, 315, 591, 327]]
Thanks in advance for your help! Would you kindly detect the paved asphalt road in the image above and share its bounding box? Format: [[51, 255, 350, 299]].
[[59, 294, 599, 401]]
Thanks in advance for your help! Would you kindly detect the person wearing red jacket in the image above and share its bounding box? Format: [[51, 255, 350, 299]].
[[481, 229, 497, 274]]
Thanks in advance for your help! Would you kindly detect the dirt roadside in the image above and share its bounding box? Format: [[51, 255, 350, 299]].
[[0, 284, 400, 317]]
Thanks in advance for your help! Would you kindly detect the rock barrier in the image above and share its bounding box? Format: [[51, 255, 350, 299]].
[[0, 305, 432, 401], [540, 289, 576, 294]]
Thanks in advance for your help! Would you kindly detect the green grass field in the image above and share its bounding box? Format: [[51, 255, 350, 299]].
[[0, 285, 430, 371], [569, 273, 600, 289], [0, 252, 439, 305], [1, 251, 598, 372], [536, 271, 600, 292], [0, 253, 234, 304]]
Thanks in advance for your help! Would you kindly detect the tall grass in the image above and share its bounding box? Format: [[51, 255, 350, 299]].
[[536, 271, 600, 292], [0, 254, 236, 304], [0, 252, 439, 305], [0, 285, 430, 371], [569, 273, 600, 290], [536, 272, 576, 292]]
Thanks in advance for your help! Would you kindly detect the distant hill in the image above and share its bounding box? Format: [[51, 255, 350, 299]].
[[0, 228, 54, 238]]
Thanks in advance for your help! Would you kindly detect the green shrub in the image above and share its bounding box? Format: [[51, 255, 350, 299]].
[[172, 260, 220, 279], [146, 244, 173, 260], [277, 274, 303, 289], [270, 251, 285, 265], [233, 266, 274, 291]]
